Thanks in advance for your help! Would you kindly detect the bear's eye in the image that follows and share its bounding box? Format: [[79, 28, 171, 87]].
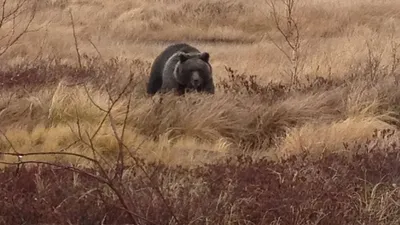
[[189, 69, 199, 75]]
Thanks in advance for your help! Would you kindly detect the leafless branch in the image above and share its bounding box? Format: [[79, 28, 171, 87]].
[[388, 24, 400, 80], [88, 37, 104, 62], [69, 9, 82, 68], [0, 0, 38, 56], [265, 0, 303, 86]]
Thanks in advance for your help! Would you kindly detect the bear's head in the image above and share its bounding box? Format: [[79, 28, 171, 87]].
[[175, 52, 212, 92]]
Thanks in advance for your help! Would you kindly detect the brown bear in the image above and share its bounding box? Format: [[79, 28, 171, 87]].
[[146, 43, 215, 95]]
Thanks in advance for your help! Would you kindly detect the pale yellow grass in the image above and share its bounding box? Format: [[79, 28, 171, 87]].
[[279, 115, 398, 159], [1, 0, 400, 167], [0, 123, 230, 169], [0, 137, 205, 170]]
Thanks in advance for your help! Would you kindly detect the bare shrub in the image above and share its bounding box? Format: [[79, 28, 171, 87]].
[[1, 141, 400, 224], [217, 66, 289, 102], [265, 0, 304, 86]]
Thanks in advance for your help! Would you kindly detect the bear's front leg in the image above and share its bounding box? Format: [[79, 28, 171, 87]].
[[203, 79, 215, 94], [176, 84, 186, 96]]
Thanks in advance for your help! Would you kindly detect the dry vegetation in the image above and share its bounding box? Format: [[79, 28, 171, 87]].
[[1, 0, 400, 224]]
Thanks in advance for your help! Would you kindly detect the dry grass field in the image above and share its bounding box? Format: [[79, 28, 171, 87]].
[[1, 0, 400, 224]]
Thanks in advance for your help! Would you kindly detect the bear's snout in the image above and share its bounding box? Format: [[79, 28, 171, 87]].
[[191, 71, 202, 88]]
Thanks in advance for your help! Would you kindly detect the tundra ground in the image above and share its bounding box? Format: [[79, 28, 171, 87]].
[[0, 0, 400, 224]]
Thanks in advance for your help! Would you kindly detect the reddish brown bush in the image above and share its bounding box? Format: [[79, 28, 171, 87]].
[[0, 56, 150, 95], [1, 145, 400, 224], [217, 66, 289, 102], [0, 61, 93, 89]]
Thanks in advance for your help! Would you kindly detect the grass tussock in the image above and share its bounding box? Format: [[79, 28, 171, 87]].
[[279, 115, 397, 159]]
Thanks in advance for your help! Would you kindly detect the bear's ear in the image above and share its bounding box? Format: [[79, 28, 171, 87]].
[[179, 53, 190, 63], [199, 52, 210, 63]]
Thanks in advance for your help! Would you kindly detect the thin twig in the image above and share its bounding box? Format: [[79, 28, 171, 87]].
[[69, 9, 82, 68], [0, 0, 39, 56], [88, 37, 104, 62], [0, 160, 108, 183]]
